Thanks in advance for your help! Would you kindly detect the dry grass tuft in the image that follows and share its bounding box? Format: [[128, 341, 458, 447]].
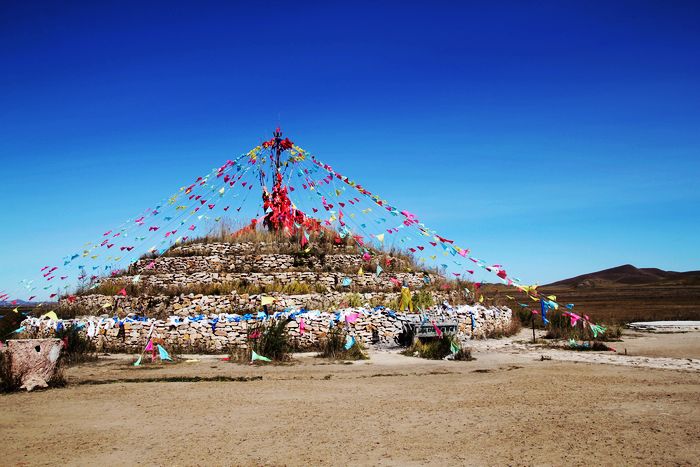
[[317, 326, 368, 360]]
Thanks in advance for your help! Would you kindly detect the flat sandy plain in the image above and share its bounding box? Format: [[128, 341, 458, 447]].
[[1, 329, 699, 466]]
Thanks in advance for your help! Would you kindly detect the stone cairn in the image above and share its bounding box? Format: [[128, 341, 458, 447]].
[[23, 239, 513, 353]]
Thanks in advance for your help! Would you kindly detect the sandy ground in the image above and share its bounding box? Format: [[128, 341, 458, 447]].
[[1, 329, 699, 466]]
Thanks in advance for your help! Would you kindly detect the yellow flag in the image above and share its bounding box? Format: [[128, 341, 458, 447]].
[[358, 267, 364, 276], [261, 296, 275, 306], [479, 295, 484, 303], [13, 307, 19, 313], [376, 233, 384, 243], [547, 295, 556, 301], [41, 311, 59, 321]]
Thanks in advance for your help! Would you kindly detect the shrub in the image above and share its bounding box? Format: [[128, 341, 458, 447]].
[[453, 346, 474, 361], [317, 326, 368, 360], [228, 346, 250, 364], [544, 311, 621, 342], [0, 350, 21, 392], [247, 318, 292, 362], [0, 308, 26, 342], [515, 307, 542, 328], [346, 293, 363, 308], [402, 334, 460, 360], [283, 281, 311, 295], [384, 297, 400, 311], [394, 321, 415, 347], [54, 324, 98, 365], [412, 290, 434, 310]]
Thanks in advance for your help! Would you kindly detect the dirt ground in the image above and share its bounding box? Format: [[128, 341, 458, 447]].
[[1, 329, 699, 466]]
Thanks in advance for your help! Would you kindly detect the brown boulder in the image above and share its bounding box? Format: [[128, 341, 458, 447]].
[[4, 339, 63, 391]]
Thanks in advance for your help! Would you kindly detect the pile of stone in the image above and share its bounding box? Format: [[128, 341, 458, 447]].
[[50, 237, 514, 352], [22, 304, 512, 354]]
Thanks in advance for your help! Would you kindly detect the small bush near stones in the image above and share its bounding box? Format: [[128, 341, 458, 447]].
[[317, 326, 368, 360]]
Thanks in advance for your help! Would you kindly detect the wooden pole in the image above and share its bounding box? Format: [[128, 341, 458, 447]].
[[531, 312, 536, 344]]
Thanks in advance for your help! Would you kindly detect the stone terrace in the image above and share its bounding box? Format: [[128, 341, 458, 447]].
[[66, 240, 449, 316]]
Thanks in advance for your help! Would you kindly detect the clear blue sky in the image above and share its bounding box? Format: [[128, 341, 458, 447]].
[[1, 1, 699, 300]]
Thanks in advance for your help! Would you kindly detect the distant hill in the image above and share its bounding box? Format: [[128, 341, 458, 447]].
[[547, 264, 700, 288], [0, 300, 43, 308]]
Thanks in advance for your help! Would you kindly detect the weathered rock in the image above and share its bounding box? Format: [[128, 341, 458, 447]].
[[4, 339, 62, 391]]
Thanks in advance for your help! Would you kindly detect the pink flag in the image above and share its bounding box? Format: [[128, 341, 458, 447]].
[[299, 318, 305, 335], [345, 313, 359, 323], [568, 312, 581, 327]]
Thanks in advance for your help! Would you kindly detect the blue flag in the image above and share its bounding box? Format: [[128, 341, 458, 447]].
[[157, 344, 172, 361], [540, 300, 549, 325], [344, 335, 355, 350]]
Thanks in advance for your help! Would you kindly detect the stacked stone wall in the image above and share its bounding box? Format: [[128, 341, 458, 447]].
[[59, 289, 458, 318], [23, 305, 512, 353], [131, 253, 370, 274], [166, 242, 356, 257], [106, 271, 437, 293]]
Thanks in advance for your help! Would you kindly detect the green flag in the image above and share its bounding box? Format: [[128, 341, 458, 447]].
[[251, 350, 271, 362], [450, 341, 459, 354]]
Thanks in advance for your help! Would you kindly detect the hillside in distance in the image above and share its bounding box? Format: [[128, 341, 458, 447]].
[[528, 264, 700, 323], [546, 264, 700, 288]]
